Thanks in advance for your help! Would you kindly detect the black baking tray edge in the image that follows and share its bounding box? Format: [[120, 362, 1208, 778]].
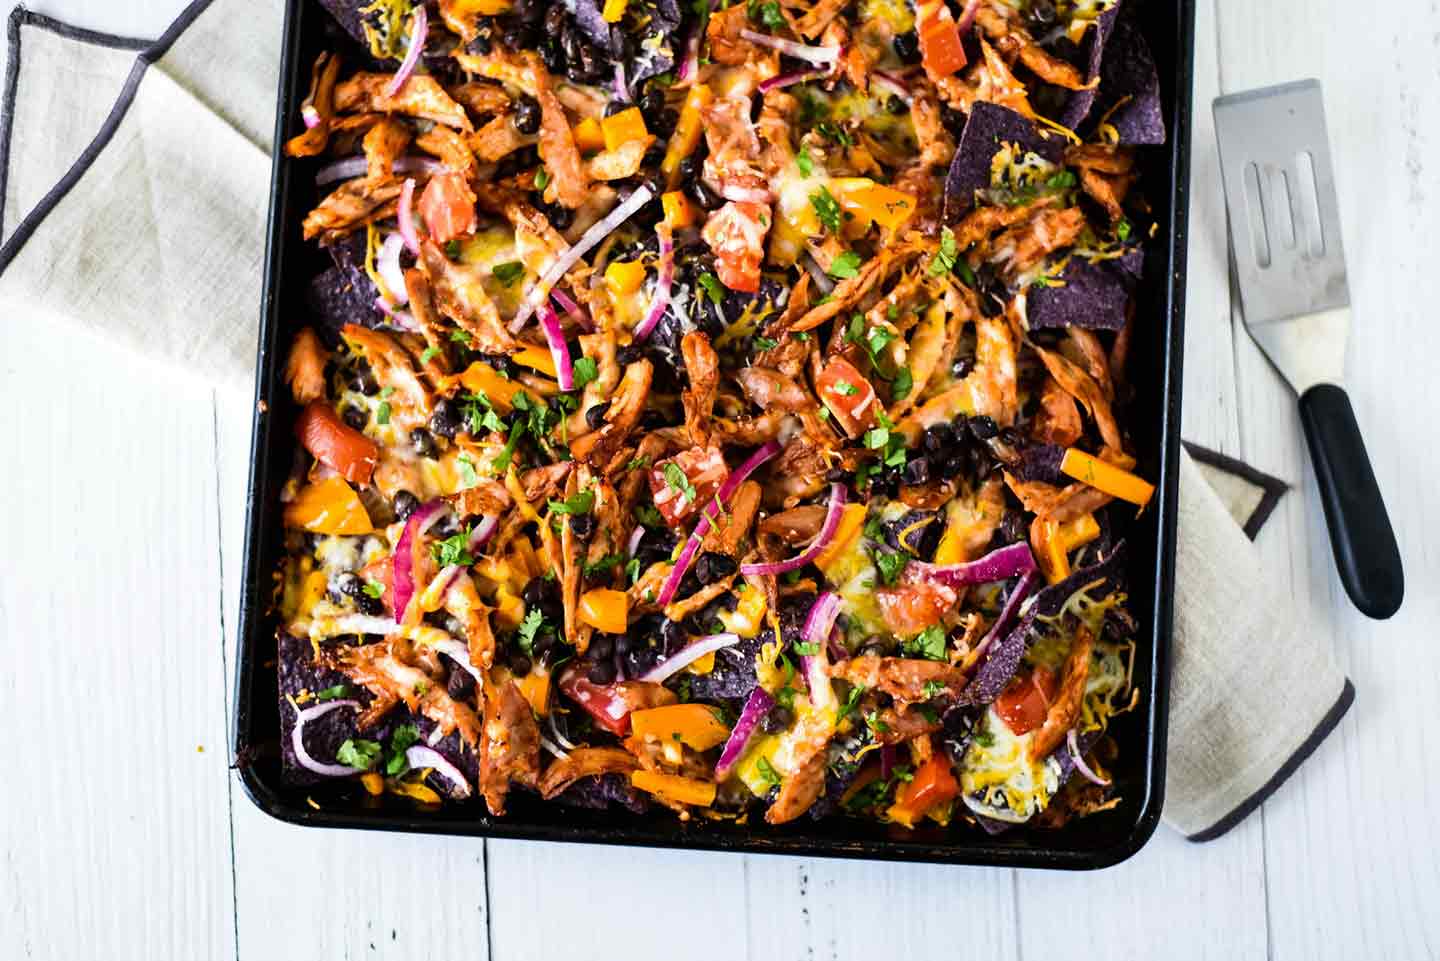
[[233, 0, 1193, 870]]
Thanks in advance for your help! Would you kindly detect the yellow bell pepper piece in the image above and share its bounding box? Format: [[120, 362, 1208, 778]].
[[631, 770, 717, 807], [661, 84, 713, 186], [515, 669, 551, 717], [511, 343, 557, 377], [813, 503, 869, 571], [830, 178, 918, 231], [283, 475, 375, 535], [578, 588, 629, 634], [456, 360, 523, 413], [630, 703, 731, 751], [495, 586, 525, 628], [719, 584, 768, 638], [661, 191, 697, 228], [602, 106, 648, 152], [390, 780, 442, 804], [1032, 518, 1070, 585], [605, 259, 647, 296], [296, 569, 329, 619], [360, 772, 385, 795], [574, 116, 606, 153], [601, 0, 628, 21], [1060, 448, 1155, 506], [686, 652, 716, 674], [932, 526, 964, 566], [450, 0, 512, 14]]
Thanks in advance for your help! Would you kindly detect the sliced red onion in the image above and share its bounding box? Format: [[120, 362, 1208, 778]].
[[626, 525, 645, 558], [714, 686, 774, 781], [970, 569, 1038, 663], [550, 288, 591, 329], [302, 105, 321, 129], [870, 71, 913, 105], [639, 633, 742, 684], [656, 440, 783, 606], [905, 542, 1038, 590], [429, 639, 485, 687], [393, 499, 449, 624], [427, 725, 446, 746], [292, 700, 361, 777], [375, 298, 421, 332], [537, 304, 575, 390], [677, 25, 701, 83], [802, 251, 835, 294], [315, 154, 441, 187], [718, 182, 773, 204], [740, 483, 848, 577], [405, 744, 472, 798], [467, 515, 499, 551], [802, 591, 842, 646], [375, 231, 408, 305], [739, 29, 841, 65], [416, 563, 464, 613], [385, 4, 427, 97], [1067, 728, 1110, 786], [397, 177, 420, 254], [759, 68, 824, 93], [797, 599, 837, 711], [956, 0, 982, 34], [511, 185, 656, 331], [633, 227, 675, 341]]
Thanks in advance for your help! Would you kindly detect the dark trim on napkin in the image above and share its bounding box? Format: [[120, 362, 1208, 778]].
[[1182, 441, 1288, 540], [1186, 679, 1355, 842], [0, 0, 213, 268]]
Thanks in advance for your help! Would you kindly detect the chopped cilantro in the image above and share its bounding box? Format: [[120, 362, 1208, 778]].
[[571, 356, 599, 389], [460, 391, 506, 435], [384, 723, 420, 776], [753, 336, 779, 352], [929, 226, 959, 277], [697, 272, 725, 304], [892, 366, 913, 400], [376, 401, 391, 425], [456, 454, 480, 488], [828, 250, 862, 279], [838, 683, 867, 721], [1116, 218, 1132, 241], [863, 426, 890, 450], [492, 261, 525, 287], [549, 490, 595, 515], [315, 684, 351, 701], [755, 756, 783, 788], [872, 548, 910, 586], [625, 557, 642, 584], [516, 608, 545, 656], [810, 186, 842, 234], [449, 329, 473, 346], [793, 641, 820, 656], [796, 147, 814, 177], [336, 738, 382, 770], [361, 581, 384, 599], [444, 240, 462, 259], [635, 504, 665, 528], [420, 345, 440, 364], [973, 729, 996, 748], [431, 526, 476, 568], [903, 624, 948, 661], [534, 167, 551, 191], [663, 462, 698, 503], [834, 381, 858, 397], [922, 679, 947, 700], [583, 554, 623, 577], [864, 711, 890, 734], [955, 258, 977, 286]]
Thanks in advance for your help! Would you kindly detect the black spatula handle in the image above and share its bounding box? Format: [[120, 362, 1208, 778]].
[[1298, 384, 1404, 618]]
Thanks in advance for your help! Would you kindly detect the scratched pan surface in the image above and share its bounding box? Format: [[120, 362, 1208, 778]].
[[233, 0, 1193, 870]]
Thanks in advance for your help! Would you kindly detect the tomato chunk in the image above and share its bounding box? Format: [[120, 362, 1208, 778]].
[[558, 667, 677, 736], [648, 446, 730, 526], [418, 171, 478, 245], [994, 666, 1059, 736], [917, 2, 967, 76], [816, 357, 879, 438], [295, 400, 380, 486], [888, 753, 960, 827], [702, 200, 770, 293], [877, 581, 956, 637]]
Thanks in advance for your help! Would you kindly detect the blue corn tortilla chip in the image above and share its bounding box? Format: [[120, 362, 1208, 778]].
[[1056, 4, 1124, 131], [570, 0, 625, 57], [943, 103, 1067, 222], [687, 594, 812, 700], [1092, 14, 1165, 145], [306, 235, 385, 335], [1027, 246, 1143, 330], [570, 0, 681, 84], [556, 773, 650, 814], [1015, 444, 1067, 484]]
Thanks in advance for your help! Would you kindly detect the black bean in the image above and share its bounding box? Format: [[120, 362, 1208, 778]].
[[410, 427, 437, 458], [999, 427, 1025, 447], [350, 368, 379, 396], [968, 415, 999, 440], [689, 178, 723, 211], [605, 98, 632, 117], [651, 107, 679, 139], [341, 405, 368, 431], [447, 665, 476, 701], [540, 37, 566, 73], [695, 551, 737, 585], [893, 29, 920, 63], [334, 572, 363, 598], [500, 24, 532, 51], [1028, 0, 1057, 25], [825, 466, 854, 484], [512, 0, 545, 24], [514, 94, 542, 135], [859, 641, 887, 658], [544, 4, 568, 34], [923, 423, 955, 454], [939, 451, 968, 479], [587, 659, 617, 684], [532, 628, 557, 657], [585, 401, 612, 430], [639, 408, 668, 430], [430, 398, 460, 439], [902, 456, 931, 487], [999, 509, 1027, 544], [951, 356, 975, 380], [615, 345, 643, 366], [760, 705, 794, 734], [357, 594, 385, 616], [676, 154, 700, 186], [545, 203, 574, 231], [569, 513, 596, 539], [887, 94, 907, 115], [392, 490, 419, 522], [522, 577, 550, 609], [660, 618, 684, 652], [639, 87, 665, 121], [590, 634, 615, 660], [508, 653, 533, 677], [614, 633, 632, 655]]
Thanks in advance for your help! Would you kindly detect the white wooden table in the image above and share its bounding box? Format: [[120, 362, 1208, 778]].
[[3, 1, 1437, 958]]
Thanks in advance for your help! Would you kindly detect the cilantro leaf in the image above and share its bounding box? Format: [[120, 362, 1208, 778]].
[[892, 366, 913, 401], [376, 401, 391, 425], [583, 554, 623, 577], [796, 147, 813, 177], [698, 272, 724, 304], [384, 723, 421, 776], [517, 608, 545, 656], [449, 329, 473, 346], [922, 679, 947, 699], [361, 581, 384, 599], [420, 345, 440, 364], [903, 624, 948, 661], [315, 684, 351, 701], [872, 548, 910, 586], [431, 526, 476, 568], [753, 336, 779, 351], [571, 356, 599, 389], [755, 756, 783, 787], [548, 490, 595, 515], [456, 454, 480, 488], [663, 462, 698, 504], [810, 186, 842, 235], [793, 641, 820, 656], [1116, 218, 1132, 241], [635, 504, 665, 527], [336, 738, 382, 770], [534, 167, 551, 191], [828, 250, 862, 279], [492, 261, 525, 287], [929, 226, 959, 277]]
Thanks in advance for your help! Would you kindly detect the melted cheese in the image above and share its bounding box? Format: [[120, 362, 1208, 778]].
[[960, 707, 1061, 823]]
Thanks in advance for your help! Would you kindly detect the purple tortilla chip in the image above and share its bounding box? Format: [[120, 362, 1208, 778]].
[[1092, 14, 1165, 145], [557, 774, 650, 814], [571, 0, 624, 57], [687, 594, 812, 700], [943, 103, 1067, 223], [1027, 246, 1143, 330], [1015, 444, 1066, 484], [306, 236, 385, 335], [1056, 4, 1124, 131]]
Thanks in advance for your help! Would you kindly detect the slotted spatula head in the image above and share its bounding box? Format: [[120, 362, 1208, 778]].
[[1214, 79, 1350, 393]]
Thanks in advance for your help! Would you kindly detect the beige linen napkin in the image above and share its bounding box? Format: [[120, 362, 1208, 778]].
[[0, 0, 1352, 841]]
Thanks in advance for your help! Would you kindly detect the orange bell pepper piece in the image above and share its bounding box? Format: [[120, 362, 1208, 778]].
[[829, 179, 918, 232], [511, 344, 558, 377], [578, 588, 630, 634], [283, 475, 375, 535], [631, 770, 718, 807], [1060, 448, 1155, 506], [515, 668, 552, 717], [456, 360, 524, 412], [630, 703, 730, 751], [601, 106, 648, 152], [887, 753, 960, 828], [573, 116, 606, 153], [661, 191, 697, 229], [604, 259, 648, 295], [661, 84, 713, 187]]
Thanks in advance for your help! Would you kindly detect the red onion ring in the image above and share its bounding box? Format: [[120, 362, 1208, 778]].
[[956, 0, 982, 34], [315, 155, 440, 187], [1068, 728, 1110, 786], [739, 29, 841, 65], [633, 226, 675, 341], [385, 4, 427, 97], [612, 62, 629, 102], [713, 686, 774, 780], [404, 745, 472, 798], [430, 639, 485, 686], [802, 591, 842, 645], [291, 699, 362, 777], [537, 304, 574, 390], [639, 633, 742, 684], [870, 71, 913, 105], [677, 25, 701, 83], [375, 231, 408, 305], [758, 68, 825, 93], [656, 440, 783, 607], [393, 499, 450, 624], [970, 569, 1038, 663], [467, 515, 499, 551], [904, 542, 1038, 590], [801, 251, 835, 294], [740, 483, 848, 577], [397, 177, 420, 255], [511, 185, 655, 331], [626, 525, 645, 558], [550, 288, 591, 330]]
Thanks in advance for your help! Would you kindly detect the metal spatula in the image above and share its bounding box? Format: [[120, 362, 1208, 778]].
[[1213, 79, 1403, 619]]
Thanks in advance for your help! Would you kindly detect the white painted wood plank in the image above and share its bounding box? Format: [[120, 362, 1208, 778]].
[[486, 840, 749, 961], [1214, 0, 1440, 958], [0, 323, 236, 961], [211, 389, 495, 961]]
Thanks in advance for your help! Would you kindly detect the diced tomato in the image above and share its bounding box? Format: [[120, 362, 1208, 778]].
[[418, 171, 478, 245], [702, 200, 770, 293], [816, 357, 880, 438], [357, 555, 393, 613], [558, 667, 677, 736], [917, 2, 967, 76], [887, 753, 960, 827], [994, 666, 1059, 736], [648, 446, 730, 526], [295, 400, 380, 486], [877, 581, 956, 637]]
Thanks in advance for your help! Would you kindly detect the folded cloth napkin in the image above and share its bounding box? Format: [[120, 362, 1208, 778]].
[[0, 0, 1354, 842]]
